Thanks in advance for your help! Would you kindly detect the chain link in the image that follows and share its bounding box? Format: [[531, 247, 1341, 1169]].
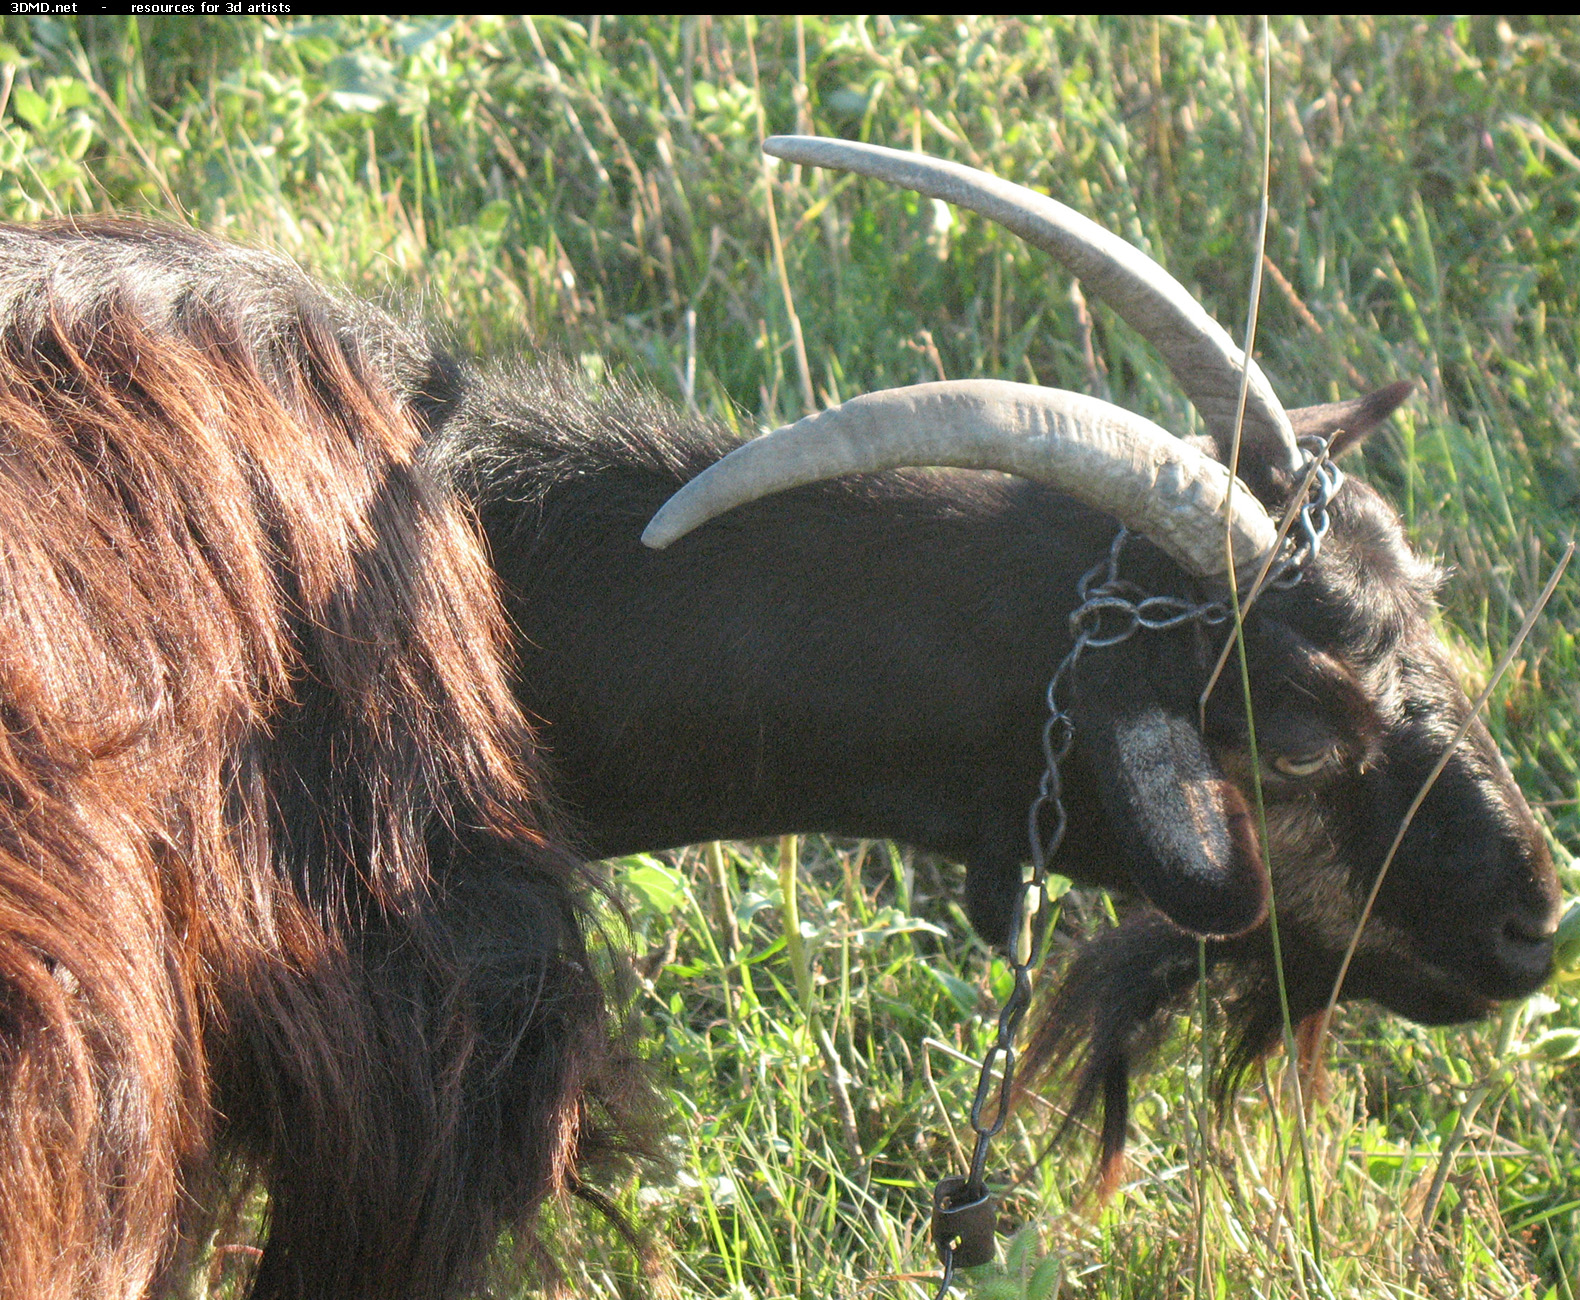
[[930, 445, 1339, 1295], [1266, 437, 1345, 590]]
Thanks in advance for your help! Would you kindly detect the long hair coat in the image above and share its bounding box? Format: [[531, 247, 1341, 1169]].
[[0, 219, 648, 1300]]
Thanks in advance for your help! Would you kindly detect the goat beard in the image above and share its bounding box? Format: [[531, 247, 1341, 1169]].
[[1014, 909, 1318, 1199]]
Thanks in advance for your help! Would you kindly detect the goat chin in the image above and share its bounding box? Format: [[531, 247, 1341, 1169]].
[[1013, 898, 1513, 1196]]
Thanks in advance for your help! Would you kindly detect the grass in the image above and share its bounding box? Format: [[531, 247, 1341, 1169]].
[[3, 14, 1579, 1299]]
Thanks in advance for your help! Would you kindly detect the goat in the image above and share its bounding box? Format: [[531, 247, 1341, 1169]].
[[1, 136, 1559, 1294], [430, 139, 1562, 1179], [0, 219, 652, 1300]]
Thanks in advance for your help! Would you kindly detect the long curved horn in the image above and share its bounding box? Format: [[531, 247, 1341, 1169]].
[[643, 380, 1277, 578], [762, 135, 1300, 475]]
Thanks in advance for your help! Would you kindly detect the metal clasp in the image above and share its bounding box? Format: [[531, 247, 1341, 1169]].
[[932, 1175, 997, 1269]]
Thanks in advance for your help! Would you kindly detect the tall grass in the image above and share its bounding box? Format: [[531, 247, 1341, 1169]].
[[2, 15, 1577, 1299]]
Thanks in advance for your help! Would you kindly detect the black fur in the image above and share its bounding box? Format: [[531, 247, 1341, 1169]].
[[430, 359, 1559, 1170]]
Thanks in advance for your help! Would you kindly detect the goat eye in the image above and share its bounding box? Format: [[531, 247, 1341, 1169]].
[[1272, 751, 1336, 778]]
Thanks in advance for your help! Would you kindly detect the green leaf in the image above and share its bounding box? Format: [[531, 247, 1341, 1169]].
[[52, 78, 91, 110], [1525, 1027, 1580, 1064], [326, 52, 398, 114], [855, 906, 947, 942], [919, 961, 979, 1015], [477, 199, 511, 235], [1027, 1253, 1063, 1300], [396, 18, 455, 57], [616, 857, 687, 916], [1552, 899, 1580, 973], [1003, 1224, 1036, 1276], [11, 87, 50, 130], [61, 117, 95, 162], [735, 891, 776, 928]]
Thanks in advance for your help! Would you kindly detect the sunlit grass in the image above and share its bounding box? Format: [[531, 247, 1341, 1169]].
[[3, 15, 1577, 1299]]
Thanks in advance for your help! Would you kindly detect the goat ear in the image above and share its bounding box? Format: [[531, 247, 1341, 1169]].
[[1078, 695, 1268, 938], [1287, 380, 1413, 459]]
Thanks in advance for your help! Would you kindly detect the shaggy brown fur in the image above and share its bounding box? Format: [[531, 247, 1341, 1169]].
[[0, 219, 649, 1300]]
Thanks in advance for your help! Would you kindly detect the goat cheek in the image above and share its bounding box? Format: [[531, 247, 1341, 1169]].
[[1260, 801, 1358, 951]]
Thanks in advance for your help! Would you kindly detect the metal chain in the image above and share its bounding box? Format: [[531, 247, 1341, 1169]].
[[1266, 437, 1345, 590], [930, 445, 1339, 1295]]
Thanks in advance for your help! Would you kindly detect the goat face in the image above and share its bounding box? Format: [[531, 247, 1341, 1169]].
[[642, 138, 1561, 1046], [1018, 457, 1559, 1183], [1207, 475, 1558, 1024], [1052, 458, 1557, 1046]]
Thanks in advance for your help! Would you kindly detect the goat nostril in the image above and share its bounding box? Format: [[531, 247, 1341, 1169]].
[[1495, 911, 1556, 985], [1503, 912, 1558, 948]]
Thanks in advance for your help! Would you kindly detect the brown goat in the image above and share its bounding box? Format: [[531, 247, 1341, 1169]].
[[0, 219, 650, 1300]]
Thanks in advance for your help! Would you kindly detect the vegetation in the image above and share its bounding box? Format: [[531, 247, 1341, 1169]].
[[3, 15, 1578, 1299]]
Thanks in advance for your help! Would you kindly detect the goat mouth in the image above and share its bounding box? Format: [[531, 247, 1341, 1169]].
[[1490, 915, 1557, 992], [1348, 951, 1502, 1027], [1381, 924, 1555, 1014], [1246, 924, 1501, 1028], [1273, 912, 1545, 1027]]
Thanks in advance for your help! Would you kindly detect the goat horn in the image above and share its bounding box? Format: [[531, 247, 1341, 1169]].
[[761, 135, 1301, 475], [643, 380, 1277, 578]]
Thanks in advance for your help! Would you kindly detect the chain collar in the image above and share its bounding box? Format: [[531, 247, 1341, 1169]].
[[930, 443, 1340, 1294], [1266, 436, 1345, 590]]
